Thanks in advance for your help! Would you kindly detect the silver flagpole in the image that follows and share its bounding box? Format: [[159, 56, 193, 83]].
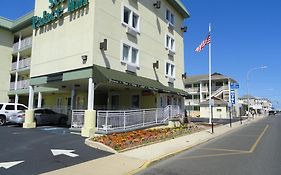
[[208, 23, 212, 124]]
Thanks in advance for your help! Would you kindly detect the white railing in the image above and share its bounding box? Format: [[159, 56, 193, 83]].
[[11, 57, 31, 71], [71, 110, 85, 129], [10, 80, 29, 90], [201, 86, 208, 92], [185, 99, 200, 105], [211, 85, 228, 97], [96, 105, 184, 134], [13, 36, 32, 52], [186, 87, 200, 93]]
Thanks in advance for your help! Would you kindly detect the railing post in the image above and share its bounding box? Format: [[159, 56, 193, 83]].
[[105, 111, 108, 133], [155, 109, 158, 124], [123, 111, 126, 130], [143, 110, 145, 126]]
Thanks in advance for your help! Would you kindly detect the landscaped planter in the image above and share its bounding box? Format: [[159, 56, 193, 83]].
[[92, 124, 207, 151]]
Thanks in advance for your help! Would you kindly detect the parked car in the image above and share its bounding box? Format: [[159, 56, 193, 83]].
[[0, 103, 28, 126], [10, 108, 68, 126], [268, 110, 277, 116]]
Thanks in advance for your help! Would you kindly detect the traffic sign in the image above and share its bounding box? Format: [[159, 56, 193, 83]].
[[230, 90, 236, 104], [230, 83, 239, 90]]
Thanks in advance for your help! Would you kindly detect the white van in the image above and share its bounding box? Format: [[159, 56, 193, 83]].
[[0, 103, 28, 126]]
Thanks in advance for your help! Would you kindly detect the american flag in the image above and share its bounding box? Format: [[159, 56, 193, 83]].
[[195, 35, 211, 52]]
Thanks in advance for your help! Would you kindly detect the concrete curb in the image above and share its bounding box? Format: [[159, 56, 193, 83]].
[[85, 138, 118, 154], [126, 116, 267, 175]]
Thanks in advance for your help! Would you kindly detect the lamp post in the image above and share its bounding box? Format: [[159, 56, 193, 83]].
[[246, 66, 267, 117]]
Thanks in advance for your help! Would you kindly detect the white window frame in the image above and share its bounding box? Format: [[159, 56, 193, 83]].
[[165, 8, 175, 26], [121, 40, 139, 67], [165, 34, 176, 53], [122, 4, 140, 33], [165, 61, 176, 78]]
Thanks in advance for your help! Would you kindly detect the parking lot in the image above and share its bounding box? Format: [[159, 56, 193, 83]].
[[0, 125, 111, 175]]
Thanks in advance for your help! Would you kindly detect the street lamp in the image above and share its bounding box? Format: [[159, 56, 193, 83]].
[[246, 66, 267, 117]]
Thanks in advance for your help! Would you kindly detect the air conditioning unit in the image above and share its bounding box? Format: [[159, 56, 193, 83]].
[[168, 77, 175, 83], [168, 49, 175, 56], [126, 27, 138, 37], [127, 64, 137, 73], [168, 22, 174, 30]]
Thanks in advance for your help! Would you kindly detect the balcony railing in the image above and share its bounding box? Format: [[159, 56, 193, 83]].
[[13, 36, 32, 52], [185, 99, 200, 105], [186, 87, 200, 93], [10, 80, 29, 90], [11, 58, 31, 71], [201, 85, 229, 92]]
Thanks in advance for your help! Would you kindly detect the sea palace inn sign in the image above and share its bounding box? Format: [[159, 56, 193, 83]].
[[32, 0, 89, 29]]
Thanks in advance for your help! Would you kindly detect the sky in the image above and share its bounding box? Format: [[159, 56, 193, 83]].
[[0, 0, 281, 108]]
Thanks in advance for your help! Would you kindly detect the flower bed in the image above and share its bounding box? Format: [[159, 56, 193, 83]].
[[92, 124, 206, 151]]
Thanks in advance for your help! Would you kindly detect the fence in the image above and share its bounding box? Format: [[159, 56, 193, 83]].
[[97, 105, 183, 134], [71, 110, 85, 130]]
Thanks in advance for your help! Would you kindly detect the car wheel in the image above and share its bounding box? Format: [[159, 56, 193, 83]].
[[59, 117, 67, 125], [0, 115, 6, 126]]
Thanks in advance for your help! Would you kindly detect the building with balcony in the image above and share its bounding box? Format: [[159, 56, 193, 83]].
[[184, 73, 240, 118], [0, 0, 189, 135], [239, 95, 272, 115]]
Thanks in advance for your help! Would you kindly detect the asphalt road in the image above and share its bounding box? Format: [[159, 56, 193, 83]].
[[0, 125, 111, 175], [138, 115, 281, 175]]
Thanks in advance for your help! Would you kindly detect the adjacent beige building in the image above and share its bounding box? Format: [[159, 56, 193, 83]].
[[184, 73, 240, 118]]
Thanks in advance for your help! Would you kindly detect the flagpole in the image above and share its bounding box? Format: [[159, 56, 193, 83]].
[[208, 23, 212, 124]]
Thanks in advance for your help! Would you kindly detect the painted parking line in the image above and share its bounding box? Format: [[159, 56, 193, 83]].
[[177, 125, 269, 160]]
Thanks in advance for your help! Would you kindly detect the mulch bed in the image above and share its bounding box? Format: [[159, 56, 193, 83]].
[[92, 124, 208, 151]]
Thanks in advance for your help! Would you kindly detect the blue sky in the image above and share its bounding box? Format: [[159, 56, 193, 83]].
[[1, 0, 281, 108]]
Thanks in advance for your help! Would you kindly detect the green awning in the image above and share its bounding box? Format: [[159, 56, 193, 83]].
[[93, 65, 188, 97]]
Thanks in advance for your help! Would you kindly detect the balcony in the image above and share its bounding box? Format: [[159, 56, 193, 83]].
[[11, 58, 31, 71], [186, 87, 200, 93], [10, 80, 29, 90], [185, 99, 200, 105], [13, 36, 32, 52]]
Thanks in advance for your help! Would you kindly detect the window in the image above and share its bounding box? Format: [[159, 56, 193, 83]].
[[193, 95, 200, 99], [165, 62, 175, 78], [122, 43, 139, 66], [166, 9, 175, 26], [17, 105, 27, 110], [0, 104, 3, 110], [131, 95, 140, 109], [123, 44, 130, 62], [165, 35, 175, 52], [185, 84, 192, 88], [217, 109, 222, 112], [194, 106, 200, 111], [122, 6, 139, 32], [193, 84, 200, 87], [186, 95, 192, 99], [5, 105, 15, 110]]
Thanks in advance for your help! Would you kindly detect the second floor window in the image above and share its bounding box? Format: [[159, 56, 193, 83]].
[[165, 62, 175, 78], [166, 35, 175, 52], [123, 6, 140, 32], [122, 43, 139, 66]]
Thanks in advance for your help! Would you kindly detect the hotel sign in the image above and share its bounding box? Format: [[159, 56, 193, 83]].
[[32, 0, 89, 29]]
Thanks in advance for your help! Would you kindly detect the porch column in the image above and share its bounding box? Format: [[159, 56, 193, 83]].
[[37, 92, 42, 108], [23, 86, 36, 128], [14, 33, 21, 104], [81, 78, 96, 137], [199, 82, 203, 102]]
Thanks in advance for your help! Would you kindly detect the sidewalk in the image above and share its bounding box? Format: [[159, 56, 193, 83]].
[[41, 115, 267, 175]]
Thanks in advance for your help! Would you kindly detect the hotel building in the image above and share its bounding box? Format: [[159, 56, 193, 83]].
[[0, 0, 189, 136], [184, 73, 240, 118]]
